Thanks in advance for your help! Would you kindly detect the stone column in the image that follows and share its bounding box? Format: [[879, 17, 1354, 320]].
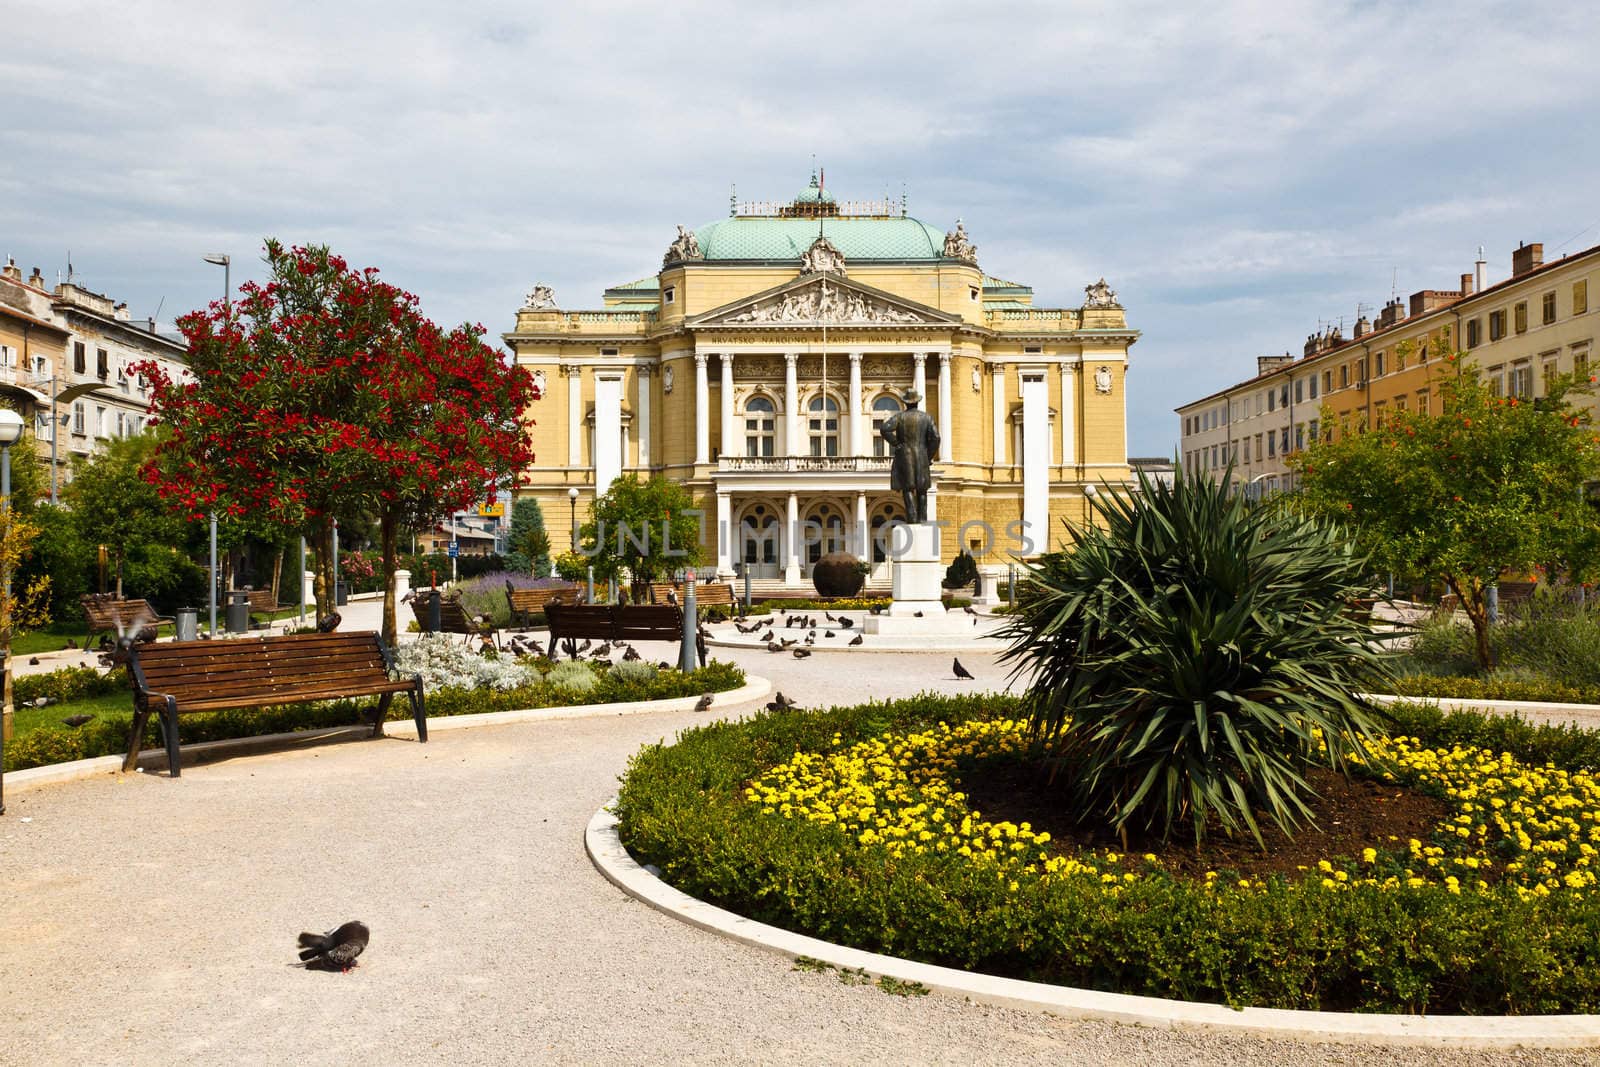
[[848, 351, 862, 456], [637, 365, 652, 469], [716, 490, 733, 579], [913, 352, 927, 404], [926, 481, 938, 523], [593, 371, 623, 495], [937, 352, 953, 462], [719, 352, 735, 462], [991, 362, 1006, 466], [1059, 363, 1076, 468], [565, 364, 582, 468], [855, 491, 868, 557], [784, 491, 801, 585], [694, 352, 710, 466], [1021, 369, 1049, 555], [784, 353, 799, 458]]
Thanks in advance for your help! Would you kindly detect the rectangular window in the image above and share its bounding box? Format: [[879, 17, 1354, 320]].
[[1280, 428, 1290, 454], [96, 348, 109, 379], [95, 405, 107, 437], [72, 402, 85, 434], [1255, 433, 1263, 456], [0, 345, 10, 368], [1510, 361, 1533, 399], [1295, 424, 1304, 451], [1543, 359, 1560, 393], [1339, 365, 1348, 388], [1416, 388, 1430, 413], [1575, 346, 1591, 378], [1211, 445, 1219, 466], [662, 286, 675, 305], [34, 412, 52, 443], [1489, 309, 1506, 342], [1308, 376, 1318, 399], [1543, 291, 1557, 325], [1308, 418, 1320, 441], [1266, 434, 1275, 458], [1394, 396, 1407, 414], [1374, 352, 1385, 377], [1576, 280, 1589, 316], [1280, 384, 1289, 408], [1322, 370, 1332, 392], [1242, 438, 1251, 462], [1514, 301, 1528, 334], [1294, 378, 1303, 403], [1396, 349, 1407, 372], [74, 341, 86, 374], [1266, 390, 1275, 413], [1467, 318, 1482, 347], [1487, 365, 1505, 397], [1220, 403, 1228, 425]]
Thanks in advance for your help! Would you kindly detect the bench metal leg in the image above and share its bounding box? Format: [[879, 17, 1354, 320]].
[[123, 703, 151, 772], [369, 692, 394, 738], [159, 697, 180, 777], [411, 685, 427, 743]]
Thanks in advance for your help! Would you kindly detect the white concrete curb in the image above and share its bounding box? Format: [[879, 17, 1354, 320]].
[[587, 801, 1600, 1048], [2, 677, 771, 794], [1365, 692, 1600, 719]]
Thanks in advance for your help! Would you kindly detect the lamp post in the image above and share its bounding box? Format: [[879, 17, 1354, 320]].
[[202, 254, 228, 634], [568, 486, 579, 550], [0, 406, 26, 815]]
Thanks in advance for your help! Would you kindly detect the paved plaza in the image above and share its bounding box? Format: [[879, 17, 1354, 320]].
[[2, 628, 1595, 1065]]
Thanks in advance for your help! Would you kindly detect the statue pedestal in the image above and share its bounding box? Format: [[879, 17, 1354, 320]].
[[866, 524, 971, 636]]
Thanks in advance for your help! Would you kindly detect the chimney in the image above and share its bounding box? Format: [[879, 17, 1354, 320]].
[[147, 317, 156, 333], [114, 302, 130, 321], [1, 257, 19, 282], [1303, 333, 1319, 358], [1410, 289, 1462, 317], [27, 266, 44, 288], [1474, 246, 1487, 294], [1511, 241, 1543, 277], [1353, 315, 1371, 339], [1378, 297, 1406, 328], [1460, 272, 1474, 296], [1257, 353, 1294, 375]]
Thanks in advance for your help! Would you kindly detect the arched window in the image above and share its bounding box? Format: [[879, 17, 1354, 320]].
[[744, 396, 775, 457], [869, 501, 900, 564], [739, 503, 780, 576], [806, 503, 845, 565], [807, 395, 839, 457], [870, 395, 902, 458]]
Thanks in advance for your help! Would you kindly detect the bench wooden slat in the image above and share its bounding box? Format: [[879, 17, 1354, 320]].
[[647, 582, 735, 607], [544, 603, 704, 666], [126, 629, 425, 778]]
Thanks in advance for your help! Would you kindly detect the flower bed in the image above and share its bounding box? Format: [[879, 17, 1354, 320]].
[[617, 694, 1600, 1013]]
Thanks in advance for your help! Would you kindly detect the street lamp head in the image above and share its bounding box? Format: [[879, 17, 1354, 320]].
[[202, 253, 230, 267], [568, 487, 580, 501], [0, 408, 24, 446]]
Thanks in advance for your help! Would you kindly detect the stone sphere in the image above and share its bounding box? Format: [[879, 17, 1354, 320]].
[[812, 552, 867, 598]]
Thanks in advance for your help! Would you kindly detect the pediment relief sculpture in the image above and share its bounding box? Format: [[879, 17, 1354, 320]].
[[720, 282, 932, 326], [798, 235, 847, 276]]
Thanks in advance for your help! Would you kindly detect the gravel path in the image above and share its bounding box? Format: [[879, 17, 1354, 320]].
[[2, 640, 1593, 1065]]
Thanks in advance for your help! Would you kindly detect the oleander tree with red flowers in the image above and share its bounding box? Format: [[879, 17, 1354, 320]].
[[135, 240, 538, 645]]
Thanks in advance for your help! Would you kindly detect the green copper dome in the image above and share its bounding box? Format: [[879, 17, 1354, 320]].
[[792, 174, 836, 204], [692, 216, 949, 262]]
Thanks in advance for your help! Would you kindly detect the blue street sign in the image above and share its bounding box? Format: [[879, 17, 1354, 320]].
[[447, 541, 459, 558]]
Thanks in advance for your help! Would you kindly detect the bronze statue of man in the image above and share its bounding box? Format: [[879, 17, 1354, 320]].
[[880, 388, 940, 524]]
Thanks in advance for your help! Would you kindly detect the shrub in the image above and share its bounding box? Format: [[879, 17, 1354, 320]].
[[942, 551, 978, 590], [16, 666, 129, 704], [391, 633, 540, 691], [609, 659, 658, 685], [1400, 599, 1600, 688], [547, 659, 598, 694], [1000, 468, 1394, 845], [1388, 674, 1600, 706]]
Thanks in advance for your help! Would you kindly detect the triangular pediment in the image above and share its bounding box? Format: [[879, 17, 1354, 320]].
[[689, 274, 959, 328]]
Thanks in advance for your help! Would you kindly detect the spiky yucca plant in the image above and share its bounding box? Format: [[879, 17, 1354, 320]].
[[999, 468, 1393, 846]]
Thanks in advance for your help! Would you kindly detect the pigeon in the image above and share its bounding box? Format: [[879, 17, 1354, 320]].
[[297, 921, 370, 973], [579, 639, 593, 653], [793, 648, 811, 659], [770, 691, 797, 709], [657, 661, 671, 670], [400, 590, 417, 604], [622, 646, 641, 662], [693, 693, 714, 712], [914, 611, 924, 618], [27, 656, 39, 666], [973, 617, 979, 627], [666, 588, 678, 605], [848, 633, 863, 646], [62, 714, 94, 727], [62, 637, 77, 650], [766, 641, 784, 653], [869, 605, 883, 616], [31, 696, 56, 708], [316, 612, 342, 633], [804, 633, 815, 645], [593, 643, 612, 657], [779, 638, 797, 648], [824, 630, 835, 638], [953, 657, 974, 680], [824, 612, 838, 623], [963, 605, 977, 615], [836, 618, 853, 629]]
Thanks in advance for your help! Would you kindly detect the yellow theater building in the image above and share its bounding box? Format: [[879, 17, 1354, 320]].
[[504, 176, 1137, 591]]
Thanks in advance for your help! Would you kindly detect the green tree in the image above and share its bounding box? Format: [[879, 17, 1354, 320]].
[[1292, 358, 1600, 670], [505, 497, 552, 576], [578, 475, 704, 593], [64, 432, 187, 600]]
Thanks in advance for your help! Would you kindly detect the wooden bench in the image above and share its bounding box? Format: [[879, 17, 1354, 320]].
[[544, 603, 705, 665], [125, 631, 425, 777], [409, 593, 496, 645], [647, 581, 736, 608], [230, 587, 279, 621], [505, 582, 581, 628], [81, 594, 174, 648]]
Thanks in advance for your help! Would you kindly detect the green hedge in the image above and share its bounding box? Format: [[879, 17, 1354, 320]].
[[1388, 674, 1600, 707], [4, 660, 745, 772], [616, 693, 1600, 1013], [15, 666, 130, 704]]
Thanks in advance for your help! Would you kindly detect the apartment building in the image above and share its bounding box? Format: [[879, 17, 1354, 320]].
[[1178, 238, 1599, 491]]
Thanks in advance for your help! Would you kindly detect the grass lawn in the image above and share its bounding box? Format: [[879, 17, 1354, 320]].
[[12, 691, 132, 737]]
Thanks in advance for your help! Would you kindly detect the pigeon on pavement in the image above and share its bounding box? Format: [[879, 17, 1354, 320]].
[[769, 691, 797, 709], [793, 648, 812, 659], [836, 618, 853, 629], [297, 921, 370, 972], [963, 605, 977, 615], [766, 641, 785, 653], [62, 714, 95, 727], [27, 656, 39, 666], [953, 657, 975, 680], [849, 634, 864, 646], [693, 693, 714, 711]]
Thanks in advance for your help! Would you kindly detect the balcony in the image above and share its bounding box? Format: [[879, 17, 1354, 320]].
[[718, 455, 891, 473]]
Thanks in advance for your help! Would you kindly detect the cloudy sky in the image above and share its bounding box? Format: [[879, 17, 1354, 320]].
[[5, 1, 1598, 455]]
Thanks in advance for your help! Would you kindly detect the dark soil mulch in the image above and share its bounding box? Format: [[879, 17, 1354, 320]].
[[956, 759, 1450, 881]]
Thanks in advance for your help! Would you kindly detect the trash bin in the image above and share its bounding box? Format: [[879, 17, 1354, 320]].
[[226, 591, 250, 634], [425, 589, 442, 633], [335, 581, 350, 606], [176, 608, 198, 643]]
